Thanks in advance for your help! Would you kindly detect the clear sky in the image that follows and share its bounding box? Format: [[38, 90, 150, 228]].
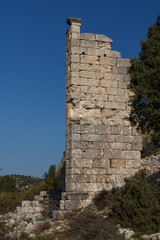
[[0, 0, 159, 178]]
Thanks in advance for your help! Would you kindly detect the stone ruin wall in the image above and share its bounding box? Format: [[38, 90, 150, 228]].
[[60, 18, 142, 210]]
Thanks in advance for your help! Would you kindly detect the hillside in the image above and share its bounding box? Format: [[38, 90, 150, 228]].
[[0, 174, 42, 192]]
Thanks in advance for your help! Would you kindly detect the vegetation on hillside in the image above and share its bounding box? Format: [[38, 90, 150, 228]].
[[96, 170, 160, 235], [0, 164, 61, 215], [2, 170, 160, 239], [44, 164, 61, 189]]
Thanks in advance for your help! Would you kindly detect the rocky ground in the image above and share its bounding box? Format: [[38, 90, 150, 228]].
[[1, 152, 160, 239]]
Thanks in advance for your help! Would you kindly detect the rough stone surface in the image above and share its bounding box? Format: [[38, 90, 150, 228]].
[[118, 227, 134, 239], [60, 17, 142, 210], [1, 191, 63, 239]]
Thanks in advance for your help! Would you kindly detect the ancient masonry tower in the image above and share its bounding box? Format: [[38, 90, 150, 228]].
[[60, 18, 142, 210]]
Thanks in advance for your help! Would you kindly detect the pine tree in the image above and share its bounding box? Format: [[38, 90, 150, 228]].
[[128, 16, 160, 143], [44, 164, 61, 189]]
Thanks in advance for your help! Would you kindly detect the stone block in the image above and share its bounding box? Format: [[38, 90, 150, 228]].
[[114, 95, 128, 102], [97, 41, 111, 50], [70, 53, 80, 63], [82, 134, 101, 141], [131, 127, 141, 136], [92, 158, 110, 168], [70, 39, 80, 47], [95, 34, 113, 43], [80, 39, 97, 48], [103, 73, 123, 81], [117, 58, 130, 66], [69, 107, 88, 120], [110, 126, 130, 135], [99, 56, 117, 66], [111, 159, 126, 168], [132, 142, 142, 150], [71, 77, 88, 86], [96, 101, 105, 108], [113, 66, 128, 74], [83, 159, 92, 167], [81, 149, 103, 159], [80, 85, 88, 92], [87, 109, 101, 117], [124, 74, 130, 82], [87, 79, 99, 86], [106, 87, 124, 96], [124, 151, 140, 160], [108, 119, 123, 126], [70, 24, 81, 33], [72, 133, 81, 141], [71, 149, 82, 158], [80, 125, 95, 134], [104, 150, 124, 159], [133, 136, 142, 143], [65, 183, 76, 192], [84, 168, 92, 175], [66, 192, 89, 200], [88, 48, 104, 56], [100, 79, 117, 88], [80, 55, 99, 64], [93, 141, 109, 150], [109, 102, 126, 110], [80, 101, 95, 109], [80, 33, 96, 41], [126, 160, 141, 168], [71, 158, 84, 168], [95, 125, 110, 134], [64, 200, 82, 210], [71, 124, 80, 133], [103, 49, 121, 58], [22, 201, 32, 207], [117, 81, 127, 89], [81, 117, 102, 125], [102, 109, 116, 118], [71, 32, 80, 39]]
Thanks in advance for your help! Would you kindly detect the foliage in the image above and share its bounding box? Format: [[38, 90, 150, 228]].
[[128, 16, 160, 143], [63, 212, 123, 240], [0, 191, 24, 214], [104, 170, 160, 233], [11, 174, 42, 192], [142, 134, 160, 158], [23, 180, 47, 201], [35, 234, 56, 240], [44, 164, 61, 189], [0, 219, 8, 240], [0, 175, 16, 192], [0, 180, 47, 214]]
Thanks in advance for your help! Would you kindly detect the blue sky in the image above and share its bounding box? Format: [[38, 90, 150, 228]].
[[0, 0, 159, 177]]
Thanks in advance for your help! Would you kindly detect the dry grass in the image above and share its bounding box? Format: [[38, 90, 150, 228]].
[[33, 221, 51, 235], [63, 212, 123, 240]]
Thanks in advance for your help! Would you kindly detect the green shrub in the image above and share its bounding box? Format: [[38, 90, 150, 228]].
[[35, 234, 56, 240], [18, 232, 31, 240], [23, 180, 47, 200], [44, 164, 61, 189], [104, 170, 160, 233], [64, 212, 123, 240], [0, 175, 16, 192], [0, 191, 24, 214], [0, 219, 8, 240], [0, 180, 47, 214]]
